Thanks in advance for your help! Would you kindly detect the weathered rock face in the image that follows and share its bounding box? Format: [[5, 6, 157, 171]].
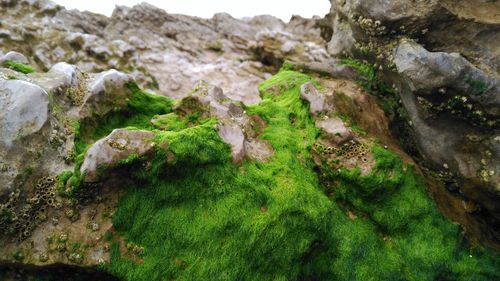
[[0, 80, 49, 146], [326, 0, 500, 247], [1, 0, 327, 105], [0, 61, 140, 266], [80, 70, 133, 119], [80, 129, 155, 182], [174, 81, 274, 163]]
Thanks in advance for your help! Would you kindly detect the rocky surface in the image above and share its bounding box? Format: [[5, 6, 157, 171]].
[[81, 129, 155, 182], [174, 81, 274, 163], [325, 0, 500, 247], [0, 0, 327, 105], [1, 0, 500, 279]]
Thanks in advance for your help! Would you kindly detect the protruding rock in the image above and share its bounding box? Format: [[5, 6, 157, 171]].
[[394, 41, 500, 116], [0, 79, 49, 146], [48, 62, 78, 87], [300, 82, 334, 116], [0, 51, 29, 65], [245, 139, 274, 162], [80, 69, 132, 118], [80, 129, 155, 182], [217, 124, 246, 164], [316, 117, 354, 145]]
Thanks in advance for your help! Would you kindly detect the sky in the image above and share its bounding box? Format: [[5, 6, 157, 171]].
[[53, 0, 331, 21]]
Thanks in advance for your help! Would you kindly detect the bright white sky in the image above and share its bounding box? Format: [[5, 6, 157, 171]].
[[53, 0, 330, 21]]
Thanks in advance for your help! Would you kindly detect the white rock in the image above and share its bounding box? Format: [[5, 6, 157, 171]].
[[49, 62, 78, 87], [0, 79, 49, 146], [217, 123, 246, 163], [80, 129, 155, 182], [81, 69, 133, 118], [0, 51, 29, 65]]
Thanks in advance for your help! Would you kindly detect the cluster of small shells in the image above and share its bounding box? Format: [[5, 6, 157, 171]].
[[66, 72, 88, 106], [126, 241, 145, 256], [426, 94, 496, 128], [353, 39, 398, 72], [49, 124, 68, 147], [479, 150, 496, 184], [348, 12, 421, 72], [42, 232, 85, 264], [0, 176, 58, 241], [314, 140, 370, 163], [107, 138, 127, 150], [351, 14, 388, 36]]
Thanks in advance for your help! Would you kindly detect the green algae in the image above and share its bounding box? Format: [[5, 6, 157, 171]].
[[4, 60, 35, 74], [56, 70, 499, 280], [74, 82, 174, 156], [64, 83, 175, 196], [88, 71, 500, 280]]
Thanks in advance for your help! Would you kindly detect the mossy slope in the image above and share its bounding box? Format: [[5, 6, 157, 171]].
[[75, 71, 498, 280]]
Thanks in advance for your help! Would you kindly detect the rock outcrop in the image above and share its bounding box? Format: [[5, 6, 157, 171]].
[[1, 0, 500, 278], [325, 0, 500, 246], [80, 129, 155, 182], [1, 0, 327, 105]]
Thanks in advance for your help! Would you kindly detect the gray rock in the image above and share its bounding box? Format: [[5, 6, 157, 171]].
[[217, 123, 246, 164], [0, 51, 29, 65], [49, 62, 78, 87], [394, 41, 500, 116], [394, 42, 500, 112], [327, 20, 355, 56], [300, 82, 333, 116], [81, 69, 132, 118], [0, 79, 49, 146], [316, 117, 354, 145], [245, 139, 274, 162], [80, 129, 155, 182]]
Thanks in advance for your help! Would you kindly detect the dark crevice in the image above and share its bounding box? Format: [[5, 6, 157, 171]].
[[0, 263, 120, 281]]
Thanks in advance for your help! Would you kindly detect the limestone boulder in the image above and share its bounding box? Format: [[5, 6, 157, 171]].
[[80, 69, 132, 119], [216, 124, 246, 164], [300, 82, 333, 116], [0, 51, 29, 65], [0, 79, 49, 146], [80, 129, 155, 182]]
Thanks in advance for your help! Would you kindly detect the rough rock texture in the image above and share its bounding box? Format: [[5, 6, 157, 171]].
[[174, 81, 274, 163], [81, 70, 132, 119], [301, 82, 333, 116], [1, 0, 499, 275], [0, 80, 49, 145], [326, 0, 500, 247], [80, 129, 155, 182], [0, 51, 29, 65], [0, 61, 143, 266], [1, 0, 327, 105], [394, 41, 500, 115]]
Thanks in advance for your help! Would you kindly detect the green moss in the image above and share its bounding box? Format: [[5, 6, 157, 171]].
[[206, 41, 223, 53], [67, 83, 175, 195], [4, 60, 35, 74], [341, 57, 417, 155], [12, 250, 24, 262], [74, 83, 174, 155], [74, 71, 498, 280], [341, 58, 375, 85], [56, 171, 74, 194], [23, 166, 33, 176], [465, 76, 488, 96]]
